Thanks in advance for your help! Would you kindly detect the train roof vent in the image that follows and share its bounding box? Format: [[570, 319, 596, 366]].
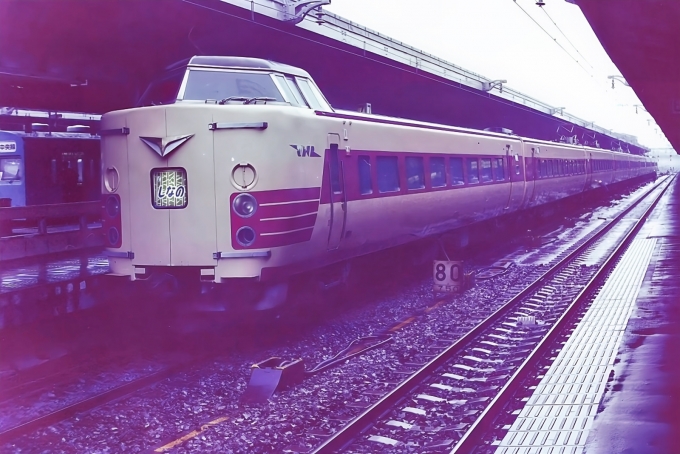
[[484, 127, 514, 135], [31, 123, 49, 132], [67, 125, 90, 133]]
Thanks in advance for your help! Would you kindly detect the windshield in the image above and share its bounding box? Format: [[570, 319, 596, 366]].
[[182, 70, 285, 102], [137, 70, 184, 107]]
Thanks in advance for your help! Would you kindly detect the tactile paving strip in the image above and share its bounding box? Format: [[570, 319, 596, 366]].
[[495, 237, 657, 454]]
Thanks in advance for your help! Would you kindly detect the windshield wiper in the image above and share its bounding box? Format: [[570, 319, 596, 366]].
[[218, 96, 249, 105], [244, 97, 277, 105], [218, 96, 277, 105]]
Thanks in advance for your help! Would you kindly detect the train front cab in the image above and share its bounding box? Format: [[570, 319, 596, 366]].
[[101, 57, 334, 289]]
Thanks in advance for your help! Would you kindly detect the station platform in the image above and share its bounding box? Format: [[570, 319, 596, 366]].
[[0, 250, 109, 295], [583, 175, 680, 453], [494, 175, 680, 454]]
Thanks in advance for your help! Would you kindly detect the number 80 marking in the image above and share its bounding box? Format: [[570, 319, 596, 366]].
[[434, 262, 461, 282], [433, 260, 464, 293]]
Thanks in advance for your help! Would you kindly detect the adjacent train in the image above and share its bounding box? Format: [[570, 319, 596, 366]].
[[0, 113, 100, 208], [100, 56, 657, 306]]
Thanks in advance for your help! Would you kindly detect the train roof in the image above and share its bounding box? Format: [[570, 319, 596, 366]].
[[331, 109, 651, 158], [187, 56, 312, 78]]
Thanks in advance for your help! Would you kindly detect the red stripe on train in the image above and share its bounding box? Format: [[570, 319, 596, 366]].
[[230, 188, 321, 250], [259, 200, 319, 218], [256, 228, 314, 248], [258, 213, 317, 234], [254, 187, 320, 204]]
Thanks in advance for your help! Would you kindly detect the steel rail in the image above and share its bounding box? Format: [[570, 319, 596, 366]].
[[0, 300, 258, 445], [0, 363, 185, 445], [311, 176, 670, 453], [452, 173, 675, 452]]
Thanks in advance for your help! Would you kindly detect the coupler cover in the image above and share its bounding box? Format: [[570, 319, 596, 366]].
[[240, 357, 305, 403]]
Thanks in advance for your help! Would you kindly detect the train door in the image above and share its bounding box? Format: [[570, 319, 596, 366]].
[[584, 152, 593, 190], [504, 143, 526, 211], [326, 134, 346, 250], [524, 145, 538, 206], [166, 108, 216, 266]]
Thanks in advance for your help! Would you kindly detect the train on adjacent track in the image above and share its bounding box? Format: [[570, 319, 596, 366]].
[[0, 110, 101, 207], [100, 56, 657, 308]]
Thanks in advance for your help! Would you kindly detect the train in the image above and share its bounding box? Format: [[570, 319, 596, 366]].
[[99, 56, 657, 307], [0, 110, 101, 208]]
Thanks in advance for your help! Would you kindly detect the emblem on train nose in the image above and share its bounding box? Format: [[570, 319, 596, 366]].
[[290, 145, 320, 157], [139, 134, 194, 157]]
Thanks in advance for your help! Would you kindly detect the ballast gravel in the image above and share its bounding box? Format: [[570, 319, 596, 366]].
[[3, 262, 542, 454]]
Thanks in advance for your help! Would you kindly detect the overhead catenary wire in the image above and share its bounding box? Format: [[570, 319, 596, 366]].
[[540, 6, 595, 70], [512, 0, 594, 79]]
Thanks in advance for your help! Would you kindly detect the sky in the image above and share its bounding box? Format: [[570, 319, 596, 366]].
[[324, 0, 672, 150]]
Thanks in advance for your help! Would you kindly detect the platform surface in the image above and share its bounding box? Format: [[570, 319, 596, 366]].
[[584, 175, 680, 453]]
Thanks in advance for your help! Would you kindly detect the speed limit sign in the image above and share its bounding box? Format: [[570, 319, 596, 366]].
[[433, 260, 464, 293]]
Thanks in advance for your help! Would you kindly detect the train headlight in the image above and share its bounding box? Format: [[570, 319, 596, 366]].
[[105, 195, 120, 218], [108, 227, 120, 246], [236, 226, 256, 247], [232, 193, 258, 218]]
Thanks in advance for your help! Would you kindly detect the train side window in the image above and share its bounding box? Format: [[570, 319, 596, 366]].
[[274, 75, 303, 107], [514, 155, 521, 176], [377, 156, 400, 193], [405, 156, 425, 190], [430, 157, 446, 188], [467, 158, 480, 184], [358, 155, 373, 195], [329, 144, 342, 194], [0, 158, 22, 181], [449, 157, 465, 185], [494, 157, 505, 181], [282, 76, 308, 107], [480, 158, 493, 183], [77, 158, 84, 184], [296, 78, 332, 111], [547, 160, 553, 177], [51, 158, 58, 184]]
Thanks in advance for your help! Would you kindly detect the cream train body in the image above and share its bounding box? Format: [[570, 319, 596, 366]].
[[100, 56, 656, 295]]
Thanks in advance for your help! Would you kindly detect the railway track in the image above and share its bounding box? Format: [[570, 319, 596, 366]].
[[0, 179, 666, 453], [311, 176, 672, 453]]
